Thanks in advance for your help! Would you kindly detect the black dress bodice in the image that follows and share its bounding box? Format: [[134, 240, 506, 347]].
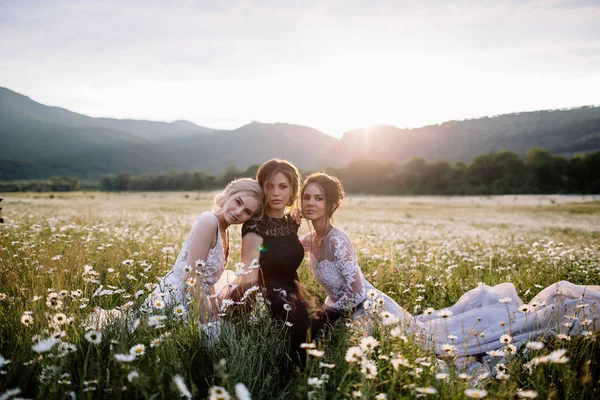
[[242, 214, 304, 286]]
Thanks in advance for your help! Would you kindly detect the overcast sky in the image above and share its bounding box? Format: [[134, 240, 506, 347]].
[[1, 0, 599, 137]]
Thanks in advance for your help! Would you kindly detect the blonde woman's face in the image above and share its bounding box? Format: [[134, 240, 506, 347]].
[[221, 192, 261, 225], [265, 172, 292, 212]]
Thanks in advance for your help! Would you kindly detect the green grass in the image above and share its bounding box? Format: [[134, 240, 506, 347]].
[[1, 193, 599, 399]]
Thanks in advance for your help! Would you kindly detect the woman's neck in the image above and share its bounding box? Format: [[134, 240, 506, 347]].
[[267, 208, 285, 218], [215, 213, 230, 231], [312, 218, 332, 238]]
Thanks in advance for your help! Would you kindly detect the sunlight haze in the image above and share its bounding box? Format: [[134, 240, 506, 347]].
[[1, 0, 599, 137]]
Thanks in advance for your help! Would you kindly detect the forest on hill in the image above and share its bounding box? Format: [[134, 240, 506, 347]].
[[2, 148, 599, 195]]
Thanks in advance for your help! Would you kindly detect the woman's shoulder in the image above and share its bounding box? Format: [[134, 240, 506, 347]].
[[192, 212, 219, 232], [328, 226, 351, 243]]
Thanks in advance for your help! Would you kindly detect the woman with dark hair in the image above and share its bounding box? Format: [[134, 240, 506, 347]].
[[300, 173, 411, 325], [232, 159, 319, 364], [301, 172, 600, 356]]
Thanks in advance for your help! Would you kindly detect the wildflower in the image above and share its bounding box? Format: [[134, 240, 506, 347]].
[[438, 309, 453, 318], [464, 388, 488, 398], [21, 313, 34, 327], [307, 377, 323, 387], [173, 304, 186, 317], [129, 344, 146, 357], [161, 246, 175, 254], [173, 375, 192, 399], [375, 394, 388, 400], [32, 338, 58, 353], [122, 259, 134, 267], [360, 360, 378, 379], [498, 297, 511, 304], [435, 372, 449, 380], [499, 334, 513, 344], [367, 289, 378, 299], [547, 349, 569, 363], [283, 303, 292, 312], [390, 326, 402, 337], [84, 330, 102, 345], [0, 388, 22, 399], [519, 305, 530, 313], [352, 390, 363, 398], [416, 387, 438, 395], [345, 346, 363, 363], [440, 343, 457, 356], [220, 299, 234, 310], [235, 383, 251, 400], [307, 349, 325, 357], [285, 321, 293, 327], [153, 298, 166, 310], [381, 311, 399, 326], [127, 371, 139, 382], [186, 277, 197, 287], [556, 334, 571, 341], [504, 343, 517, 354], [300, 342, 316, 349], [114, 353, 136, 362], [526, 341, 544, 350], [319, 362, 335, 369], [423, 307, 435, 315], [496, 371, 510, 380], [52, 313, 68, 325], [46, 293, 63, 310], [359, 336, 379, 352], [391, 355, 410, 370], [208, 385, 230, 400], [517, 390, 538, 398]]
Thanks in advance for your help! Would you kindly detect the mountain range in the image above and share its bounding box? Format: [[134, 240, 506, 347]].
[[1, 86, 599, 180]]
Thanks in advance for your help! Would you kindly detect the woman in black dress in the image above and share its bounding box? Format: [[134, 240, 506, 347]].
[[232, 159, 319, 364]]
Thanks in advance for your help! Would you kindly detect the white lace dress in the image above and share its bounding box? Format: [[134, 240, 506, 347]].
[[143, 212, 228, 313], [304, 228, 412, 321], [305, 227, 600, 356]]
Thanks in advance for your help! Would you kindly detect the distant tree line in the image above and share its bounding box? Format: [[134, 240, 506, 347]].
[[2, 148, 599, 194], [326, 148, 600, 195]]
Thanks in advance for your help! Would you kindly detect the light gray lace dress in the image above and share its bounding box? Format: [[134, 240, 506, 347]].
[[143, 212, 228, 312], [304, 227, 411, 321], [305, 227, 600, 356]]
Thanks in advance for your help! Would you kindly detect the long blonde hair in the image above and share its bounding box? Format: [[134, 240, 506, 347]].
[[212, 178, 264, 220]]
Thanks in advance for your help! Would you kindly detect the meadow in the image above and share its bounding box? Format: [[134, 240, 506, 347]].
[[1, 192, 599, 399]]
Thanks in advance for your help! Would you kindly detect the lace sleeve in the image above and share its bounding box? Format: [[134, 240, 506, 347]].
[[300, 232, 312, 251], [242, 219, 264, 238], [327, 234, 365, 311]]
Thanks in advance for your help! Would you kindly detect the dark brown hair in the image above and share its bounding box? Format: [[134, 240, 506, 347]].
[[256, 159, 301, 210], [301, 172, 345, 219]]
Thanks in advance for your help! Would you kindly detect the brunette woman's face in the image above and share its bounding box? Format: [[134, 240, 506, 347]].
[[301, 183, 327, 221], [265, 172, 292, 212], [221, 192, 260, 225]]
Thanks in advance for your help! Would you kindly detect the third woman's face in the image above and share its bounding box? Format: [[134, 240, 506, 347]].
[[265, 172, 292, 212], [301, 183, 327, 221]]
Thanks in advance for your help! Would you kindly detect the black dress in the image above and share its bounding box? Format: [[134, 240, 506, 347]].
[[235, 214, 319, 363]]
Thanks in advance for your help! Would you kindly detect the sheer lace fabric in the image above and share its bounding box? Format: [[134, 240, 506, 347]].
[[143, 212, 227, 312], [306, 227, 600, 356]]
